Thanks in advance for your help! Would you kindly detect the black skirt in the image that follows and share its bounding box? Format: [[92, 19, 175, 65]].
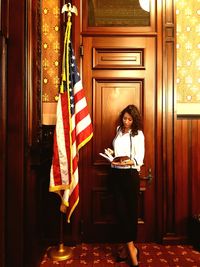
[[110, 167, 140, 242]]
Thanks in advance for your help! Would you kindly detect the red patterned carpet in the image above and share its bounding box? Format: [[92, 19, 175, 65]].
[[40, 243, 200, 267]]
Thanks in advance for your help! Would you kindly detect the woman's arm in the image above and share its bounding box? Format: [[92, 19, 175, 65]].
[[132, 131, 145, 167]]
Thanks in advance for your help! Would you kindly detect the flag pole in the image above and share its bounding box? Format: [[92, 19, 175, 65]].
[[47, 211, 73, 261], [47, 3, 78, 261]]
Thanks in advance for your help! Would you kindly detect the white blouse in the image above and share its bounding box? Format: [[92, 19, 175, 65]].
[[112, 128, 145, 170]]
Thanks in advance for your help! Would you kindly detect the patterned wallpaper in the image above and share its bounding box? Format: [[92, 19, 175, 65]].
[[42, 0, 61, 124], [176, 0, 200, 115], [41, 1, 200, 123], [42, 0, 61, 103]]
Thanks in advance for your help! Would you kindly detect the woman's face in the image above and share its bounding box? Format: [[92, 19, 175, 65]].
[[122, 112, 133, 130]]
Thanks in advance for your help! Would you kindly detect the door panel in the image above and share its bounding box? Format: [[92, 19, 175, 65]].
[[93, 80, 142, 163], [81, 36, 156, 242]]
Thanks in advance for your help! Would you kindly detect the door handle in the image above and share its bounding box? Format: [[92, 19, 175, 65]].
[[140, 168, 153, 185]]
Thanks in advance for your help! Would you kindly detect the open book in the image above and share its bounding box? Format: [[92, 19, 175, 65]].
[[99, 149, 130, 163]]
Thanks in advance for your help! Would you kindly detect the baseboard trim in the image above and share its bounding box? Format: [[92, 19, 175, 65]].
[[162, 233, 188, 245]]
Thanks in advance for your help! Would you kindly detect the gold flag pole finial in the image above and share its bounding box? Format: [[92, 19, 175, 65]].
[[61, 3, 78, 17]]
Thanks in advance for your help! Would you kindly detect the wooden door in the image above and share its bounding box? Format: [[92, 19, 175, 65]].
[[80, 36, 156, 242]]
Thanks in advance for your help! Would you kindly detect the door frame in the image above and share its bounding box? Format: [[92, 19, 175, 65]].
[[81, 35, 157, 242]]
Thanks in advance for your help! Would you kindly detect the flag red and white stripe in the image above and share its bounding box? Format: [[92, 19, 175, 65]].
[[49, 30, 93, 222]]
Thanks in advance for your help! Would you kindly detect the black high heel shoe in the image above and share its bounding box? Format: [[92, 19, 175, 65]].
[[116, 244, 128, 262], [136, 246, 140, 261], [116, 255, 127, 262]]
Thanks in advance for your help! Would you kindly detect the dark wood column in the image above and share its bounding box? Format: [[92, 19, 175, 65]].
[[0, 35, 6, 267], [162, 0, 176, 242], [0, 1, 8, 266], [5, 0, 26, 266]]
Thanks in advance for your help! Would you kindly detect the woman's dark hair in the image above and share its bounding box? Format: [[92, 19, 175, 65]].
[[118, 104, 143, 136]]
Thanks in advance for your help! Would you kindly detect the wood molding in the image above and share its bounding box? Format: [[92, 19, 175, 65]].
[[6, 0, 25, 266], [0, 34, 7, 267], [1, 0, 9, 38], [162, 0, 176, 240], [28, 0, 42, 148]]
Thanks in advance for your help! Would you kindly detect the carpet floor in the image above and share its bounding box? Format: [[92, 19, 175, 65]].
[[40, 243, 200, 267]]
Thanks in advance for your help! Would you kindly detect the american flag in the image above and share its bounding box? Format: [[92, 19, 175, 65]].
[[49, 38, 93, 223]]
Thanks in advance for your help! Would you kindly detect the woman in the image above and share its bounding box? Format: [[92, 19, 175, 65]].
[[109, 104, 145, 267]]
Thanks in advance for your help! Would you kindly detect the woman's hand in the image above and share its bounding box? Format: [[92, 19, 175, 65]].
[[60, 203, 67, 213], [105, 148, 114, 155]]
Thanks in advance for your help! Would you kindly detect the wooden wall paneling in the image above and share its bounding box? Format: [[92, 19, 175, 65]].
[[24, 0, 44, 265], [27, 0, 42, 147], [174, 120, 190, 239], [0, 1, 9, 266], [162, 0, 200, 244], [6, 0, 26, 266], [162, 0, 176, 242], [72, 0, 81, 65], [0, 34, 7, 267], [174, 119, 200, 241], [191, 120, 200, 215], [154, 0, 164, 242], [1, 0, 9, 38]]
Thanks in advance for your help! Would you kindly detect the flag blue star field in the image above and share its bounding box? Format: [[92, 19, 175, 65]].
[[50, 27, 93, 222]]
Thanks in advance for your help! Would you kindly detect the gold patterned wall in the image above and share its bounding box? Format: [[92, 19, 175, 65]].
[[176, 0, 200, 115], [42, 0, 61, 124]]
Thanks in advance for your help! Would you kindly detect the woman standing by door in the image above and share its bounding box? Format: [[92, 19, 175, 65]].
[[109, 104, 145, 267]]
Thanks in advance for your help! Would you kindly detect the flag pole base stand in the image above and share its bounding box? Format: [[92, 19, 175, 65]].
[[47, 243, 73, 261]]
